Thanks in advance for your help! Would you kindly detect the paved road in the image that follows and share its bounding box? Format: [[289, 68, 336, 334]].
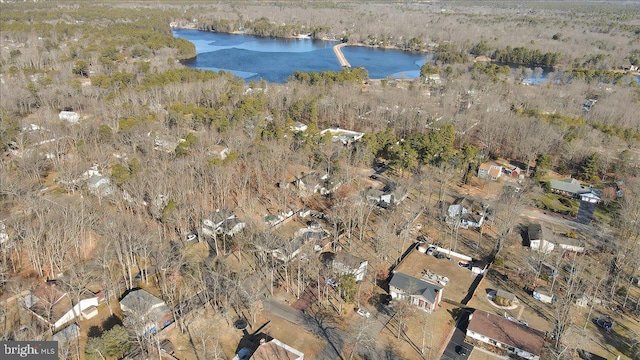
[[441, 310, 472, 360]]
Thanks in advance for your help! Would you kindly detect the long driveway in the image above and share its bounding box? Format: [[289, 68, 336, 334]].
[[441, 310, 471, 360]]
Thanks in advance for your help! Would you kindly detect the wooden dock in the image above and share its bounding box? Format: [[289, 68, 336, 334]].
[[333, 43, 351, 68]]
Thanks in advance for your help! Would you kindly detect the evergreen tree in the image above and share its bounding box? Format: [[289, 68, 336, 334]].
[[534, 153, 552, 180], [580, 153, 600, 181]]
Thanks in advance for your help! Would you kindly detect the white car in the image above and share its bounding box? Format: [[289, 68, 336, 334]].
[[356, 308, 371, 318], [186, 234, 198, 242], [327, 278, 339, 288]]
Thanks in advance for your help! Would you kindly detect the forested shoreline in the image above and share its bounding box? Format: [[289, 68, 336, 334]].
[[1, 2, 640, 360]]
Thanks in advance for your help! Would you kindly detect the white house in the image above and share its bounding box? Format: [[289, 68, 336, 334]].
[[210, 145, 230, 160], [120, 289, 173, 335], [389, 272, 443, 312], [59, 111, 80, 123], [527, 224, 555, 253], [466, 309, 545, 360], [477, 163, 503, 181], [550, 178, 601, 203], [24, 282, 99, 330], [533, 288, 555, 304], [290, 122, 308, 132], [202, 209, 246, 237], [320, 127, 365, 145], [87, 175, 112, 196], [555, 237, 585, 253], [447, 197, 485, 229], [322, 252, 368, 282]]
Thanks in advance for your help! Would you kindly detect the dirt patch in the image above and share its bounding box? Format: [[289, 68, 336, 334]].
[[379, 302, 457, 359]]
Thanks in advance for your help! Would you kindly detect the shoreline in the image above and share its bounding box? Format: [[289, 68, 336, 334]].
[[171, 25, 431, 55]]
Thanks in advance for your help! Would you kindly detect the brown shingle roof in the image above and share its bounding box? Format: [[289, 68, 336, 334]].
[[467, 310, 545, 356]]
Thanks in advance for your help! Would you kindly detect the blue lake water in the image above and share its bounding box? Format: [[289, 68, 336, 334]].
[[173, 29, 428, 83]]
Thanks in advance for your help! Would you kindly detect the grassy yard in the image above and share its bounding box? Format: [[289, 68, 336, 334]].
[[537, 193, 579, 215]]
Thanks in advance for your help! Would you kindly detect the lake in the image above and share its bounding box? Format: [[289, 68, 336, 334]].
[[173, 29, 428, 83]]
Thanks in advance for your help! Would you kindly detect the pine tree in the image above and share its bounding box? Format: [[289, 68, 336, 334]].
[[580, 153, 600, 181]]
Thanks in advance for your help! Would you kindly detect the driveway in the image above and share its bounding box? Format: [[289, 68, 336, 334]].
[[441, 310, 472, 360]]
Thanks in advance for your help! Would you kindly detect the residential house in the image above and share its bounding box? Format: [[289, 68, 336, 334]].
[[270, 236, 304, 263], [202, 209, 246, 237], [297, 225, 330, 244], [24, 282, 99, 331], [264, 214, 285, 227], [86, 175, 112, 196], [210, 144, 230, 160], [555, 237, 585, 253], [466, 309, 545, 360], [292, 172, 340, 196], [320, 127, 365, 145], [321, 252, 368, 282], [583, 98, 597, 111], [290, 122, 308, 132], [504, 166, 522, 178], [153, 134, 180, 153], [389, 272, 443, 313], [527, 224, 555, 253], [59, 111, 80, 123], [447, 197, 485, 229], [550, 178, 601, 203], [425, 73, 442, 85], [252, 338, 304, 360], [528, 224, 584, 253], [477, 163, 503, 181], [235, 337, 304, 360], [364, 182, 408, 209], [119, 289, 173, 335]]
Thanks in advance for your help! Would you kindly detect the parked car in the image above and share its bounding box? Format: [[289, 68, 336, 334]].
[[455, 345, 469, 356], [327, 278, 339, 288], [426, 246, 436, 256], [186, 233, 198, 242], [434, 252, 446, 259], [382, 294, 392, 305], [596, 317, 614, 332], [356, 308, 371, 318]]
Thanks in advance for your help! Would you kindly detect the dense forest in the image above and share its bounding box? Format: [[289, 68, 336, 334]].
[[1, 1, 640, 360]]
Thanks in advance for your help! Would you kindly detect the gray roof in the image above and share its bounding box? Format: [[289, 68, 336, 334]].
[[496, 289, 516, 301], [528, 224, 543, 241], [120, 289, 165, 315], [334, 252, 366, 269], [389, 272, 442, 304], [87, 175, 107, 187], [211, 209, 234, 225], [550, 178, 598, 196]]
